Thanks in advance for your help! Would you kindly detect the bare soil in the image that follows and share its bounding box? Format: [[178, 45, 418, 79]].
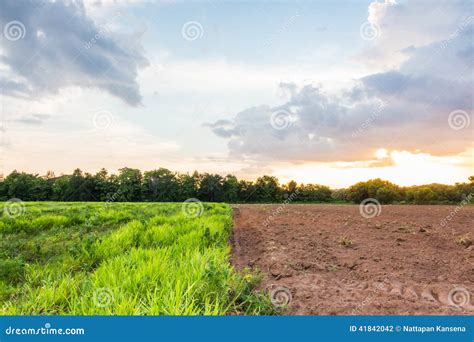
[[230, 204, 474, 315]]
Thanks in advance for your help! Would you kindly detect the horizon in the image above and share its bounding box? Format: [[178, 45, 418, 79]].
[[1, 0, 473, 188], [2, 165, 473, 190]]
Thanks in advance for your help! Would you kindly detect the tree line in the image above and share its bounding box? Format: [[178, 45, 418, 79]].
[[0, 168, 472, 204]]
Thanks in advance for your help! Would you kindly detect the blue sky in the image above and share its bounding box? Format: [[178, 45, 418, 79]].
[[0, 0, 472, 187], [136, 1, 370, 63]]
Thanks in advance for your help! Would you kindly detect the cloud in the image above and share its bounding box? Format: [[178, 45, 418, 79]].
[[203, 119, 235, 138], [208, 0, 473, 163], [358, 0, 473, 69], [0, 79, 30, 98], [14, 113, 51, 125], [0, 0, 148, 106]]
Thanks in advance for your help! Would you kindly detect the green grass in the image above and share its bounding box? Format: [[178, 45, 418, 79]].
[[0, 202, 274, 315]]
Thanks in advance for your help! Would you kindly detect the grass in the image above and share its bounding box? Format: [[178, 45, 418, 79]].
[[338, 235, 353, 247], [0, 202, 274, 315], [455, 234, 472, 248]]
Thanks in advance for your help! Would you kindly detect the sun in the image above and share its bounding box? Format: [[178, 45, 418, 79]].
[[375, 148, 389, 159]]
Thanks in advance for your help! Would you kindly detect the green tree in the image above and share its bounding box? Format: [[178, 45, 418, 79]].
[[238, 180, 256, 202], [117, 168, 142, 201], [52, 176, 70, 201], [2, 171, 49, 201], [93, 168, 115, 201], [222, 175, 239, 203], [198, 173, 223, 202], [177, 172, 199, 201], [254, 176, 280, 202], [346, 181, 369, 203], [347, 178, 401, 203], [143, 168, 179, 201], [412, 187, 437, 204], [376, 187, 396, 204], [299, 184, 332, 202], [285, 180, 298, 197]]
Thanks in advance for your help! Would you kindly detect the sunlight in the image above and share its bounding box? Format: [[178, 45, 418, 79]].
[[375, 148, 388, 159], [274, 150, 473, 187]]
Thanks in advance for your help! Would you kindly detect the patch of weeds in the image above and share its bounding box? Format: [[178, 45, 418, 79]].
[[338, 236, 353, 247], [0, 258, 25, 284], [229, 268, 276, 315], [456, 234, 472, 248]]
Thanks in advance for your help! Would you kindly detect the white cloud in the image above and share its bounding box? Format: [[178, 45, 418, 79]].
[[358, 0, 472, 69]]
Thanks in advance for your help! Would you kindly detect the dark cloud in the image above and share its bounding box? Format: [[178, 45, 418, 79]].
[[0, 0, 148, 106]]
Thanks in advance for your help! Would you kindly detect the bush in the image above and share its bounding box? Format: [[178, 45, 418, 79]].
[[347, 178, 401, 204], [0, 258, 25, 284]]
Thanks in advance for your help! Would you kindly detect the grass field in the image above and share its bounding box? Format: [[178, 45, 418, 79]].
[[0, 202, 273, 315]]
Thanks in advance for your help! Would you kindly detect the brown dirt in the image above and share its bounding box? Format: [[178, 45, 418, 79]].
[[230, 204, 474, 315]]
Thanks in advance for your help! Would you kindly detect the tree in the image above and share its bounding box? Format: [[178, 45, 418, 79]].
[[198, 173, 223, 202], [299, 184, 332, 202], [64, 169, 85, 201], [143, 168, 178, 201], [332, 188, 348, 202], [117, 168, 142, 201], [285, 180, 298, 195], [254, 176, 280, 202], [52, 176, 70, 201], [412, 187, 437, 204], [2, 171, 49, 201], [347, 178, 401, 203], [177, 172, 199, 201], [93, 168, 117, 201], [1, 168, 470, 204], [238, 180, 256, 202], [222, 175, 239, 203], [376, 187, 396, 204], [346, 181, 369, 203]]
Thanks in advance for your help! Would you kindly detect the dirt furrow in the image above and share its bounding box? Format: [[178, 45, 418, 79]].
[[231, 204, 474, 315]]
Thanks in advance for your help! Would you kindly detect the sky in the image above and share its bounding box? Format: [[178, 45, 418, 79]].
[[0, 0, 472, 188]]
